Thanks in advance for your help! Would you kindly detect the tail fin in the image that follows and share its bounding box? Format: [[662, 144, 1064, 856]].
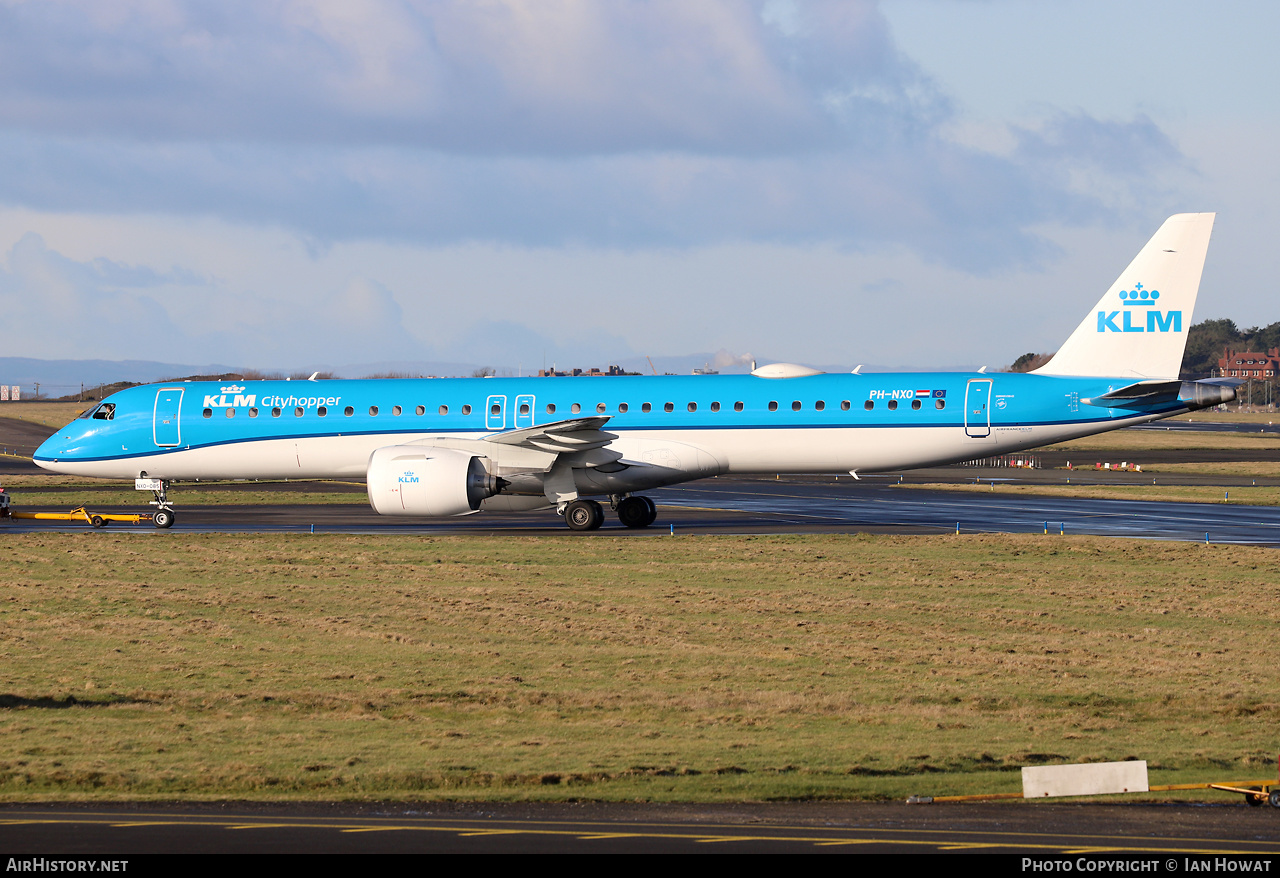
[[1034, 213, 1215, 378]]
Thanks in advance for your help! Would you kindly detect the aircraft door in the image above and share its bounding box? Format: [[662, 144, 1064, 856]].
[[515, 394, 535, 429], [486, 395, 507, 431], [964, 379, 992, 438], [153, 388, 184, 447]]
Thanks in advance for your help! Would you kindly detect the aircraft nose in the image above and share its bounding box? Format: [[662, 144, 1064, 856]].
[[34, 431, 72, 470]]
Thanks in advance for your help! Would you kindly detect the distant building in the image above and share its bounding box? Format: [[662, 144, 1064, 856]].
[[1218, 347, 1279, 379], [537, 365, 637, 377]]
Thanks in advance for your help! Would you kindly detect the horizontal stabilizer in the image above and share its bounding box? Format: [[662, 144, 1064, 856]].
[[1082, 377, 1240, 410]]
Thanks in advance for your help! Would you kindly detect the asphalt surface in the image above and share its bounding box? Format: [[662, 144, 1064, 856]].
[[2, 801, 1278, 855], [5, 473, 1280, 545]]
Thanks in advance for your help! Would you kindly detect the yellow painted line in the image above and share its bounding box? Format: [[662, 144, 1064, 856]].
[[576, 833, 641, 840], [938, 843, 1003, 850], [3, 812, 1279, 854], [225, 823, 295, 830]]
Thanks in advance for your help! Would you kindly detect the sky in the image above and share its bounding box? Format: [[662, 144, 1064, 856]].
[[0, 0, 1276, 375]]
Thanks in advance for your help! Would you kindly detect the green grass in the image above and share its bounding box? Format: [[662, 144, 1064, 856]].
[[2, 533, 1277, 802]]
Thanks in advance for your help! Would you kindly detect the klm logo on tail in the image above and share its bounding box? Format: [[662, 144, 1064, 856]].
[[1097, 283, 1181, 333]]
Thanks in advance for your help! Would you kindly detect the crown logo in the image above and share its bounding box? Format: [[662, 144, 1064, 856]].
[[1119, 283, 1159, 306], [220, 384, 246, 393]]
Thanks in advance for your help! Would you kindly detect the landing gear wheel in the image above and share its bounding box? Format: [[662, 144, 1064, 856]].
[[90, 515, 105, 528], [1270, 790, 1280, 809], [640, 496, 657, 524], [565, 499, 604, 531], [617, 496, 657, 528], [153, 509, 175, 529]]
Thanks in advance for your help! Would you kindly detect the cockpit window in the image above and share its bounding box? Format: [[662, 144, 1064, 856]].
[[91, 403, 116, 421]]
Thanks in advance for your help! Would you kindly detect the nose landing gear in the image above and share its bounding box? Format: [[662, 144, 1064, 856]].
[[137, 477, 176, 528]]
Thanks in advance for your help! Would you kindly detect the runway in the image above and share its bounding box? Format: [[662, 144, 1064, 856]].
[[5, 474, 1280, 546], [3, 801, 1278, 855]]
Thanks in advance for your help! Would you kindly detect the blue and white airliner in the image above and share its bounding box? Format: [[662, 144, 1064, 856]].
[[34, 213, 1235, 530]]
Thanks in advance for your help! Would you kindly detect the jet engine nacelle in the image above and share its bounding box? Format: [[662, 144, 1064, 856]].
[[367, 446, 501, 517]]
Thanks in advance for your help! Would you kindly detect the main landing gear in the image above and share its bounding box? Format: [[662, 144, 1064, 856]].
[[561, 495, 657, 531]]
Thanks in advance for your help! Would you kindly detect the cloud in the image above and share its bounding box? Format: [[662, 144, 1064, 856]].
[[0, 232, 425, 365], [0, 1, 1188, 272]]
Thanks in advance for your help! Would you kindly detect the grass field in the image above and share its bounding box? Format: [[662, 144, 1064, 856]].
[[899, 483, 1280, 506], [2, 533, 1277, 803], [1045, 430, 1280, 453], [0, 402, 88, 429]]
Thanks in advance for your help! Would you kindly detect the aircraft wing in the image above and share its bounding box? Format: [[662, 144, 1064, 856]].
[[482, 416, 618, 453]]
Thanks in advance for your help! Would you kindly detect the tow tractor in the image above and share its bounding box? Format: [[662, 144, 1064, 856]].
[[0, 481, 170, 528]]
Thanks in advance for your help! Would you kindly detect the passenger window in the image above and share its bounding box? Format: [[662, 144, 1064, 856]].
[[203, 408, 212, 418], [249, 408, 258, 418], [618, 403, 628, 413], [664, 402, 674, 413], [734, 401, 743, 412], [317, 406, 327, 417], [295, 406, 305, 417], [571, 403, 581, 414], [546, 403, 556, 415], [345, 406, 354, 416], [597, 403, 606, 413], [415, 405, 425, 416], [815, 400, 825, 411], [687, 402, 697, 412], [791, 401, 801, 412], [864, 400, 874, 411], [439, 405, 448, 415], [393, 405, 402, 416], [841, 400, 851, 411], [936, 399, 946, 410], [226, 408, 235, 417], [911, 399, 921, 410], [369, 406, 378, 416], [710, 401, 720, 412], [768, 401, 778, 412], [462, 404, 472, 415], [888, 400, 898, 411], [642, 403, 652, 413], [272, 407, 282, 417]]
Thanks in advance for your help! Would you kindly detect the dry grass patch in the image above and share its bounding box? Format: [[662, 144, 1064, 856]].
[[1045, 430, 1280, 453], [0, 403, 89, 429], [1, 533, 1277, 801], [899, 483, 1280, 506]]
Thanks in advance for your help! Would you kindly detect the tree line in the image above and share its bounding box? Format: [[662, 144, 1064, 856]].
[[1007, 318, 1280, 379]]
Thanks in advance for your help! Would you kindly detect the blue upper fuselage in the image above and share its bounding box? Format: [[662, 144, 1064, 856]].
[[35, 371, 1181, 467]]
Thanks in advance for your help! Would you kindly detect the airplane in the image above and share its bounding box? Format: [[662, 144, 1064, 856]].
[[33, 213, 1236, 531]]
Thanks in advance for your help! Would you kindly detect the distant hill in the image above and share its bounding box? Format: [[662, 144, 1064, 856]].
[[0, 357, 243, 399]]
